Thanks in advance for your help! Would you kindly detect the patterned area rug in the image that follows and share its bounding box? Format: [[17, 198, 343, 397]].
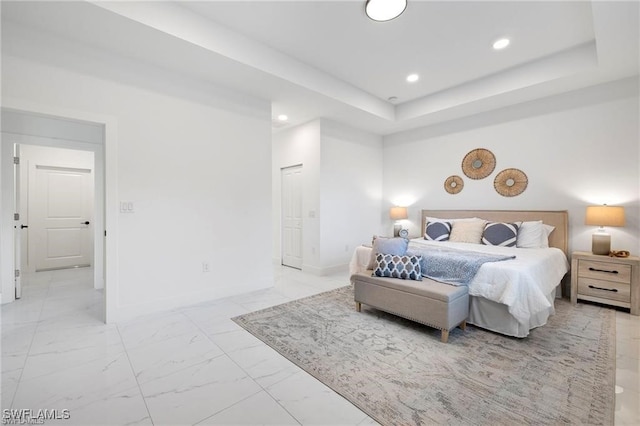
[[233, 286, 615, 425]]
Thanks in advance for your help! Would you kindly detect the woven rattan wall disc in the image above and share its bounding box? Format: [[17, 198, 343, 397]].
[[444, 175, 464, 194], [461, 148, 496, 180], [494, 168, 528, 197]]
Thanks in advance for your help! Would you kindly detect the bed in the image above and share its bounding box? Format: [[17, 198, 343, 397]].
[[349, 209, 570, 337]]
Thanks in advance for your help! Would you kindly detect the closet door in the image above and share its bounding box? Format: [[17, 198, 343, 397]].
[[281, 165, 303, 269]]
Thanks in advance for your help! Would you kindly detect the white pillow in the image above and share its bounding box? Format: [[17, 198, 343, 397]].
[[541, 224, 555, 248], [516, 221, 556, 248], [449, 220, 486, 244], [517, 221, 543, 248]]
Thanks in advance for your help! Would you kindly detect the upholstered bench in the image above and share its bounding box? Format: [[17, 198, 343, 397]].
[[351, 271, 469, 343]]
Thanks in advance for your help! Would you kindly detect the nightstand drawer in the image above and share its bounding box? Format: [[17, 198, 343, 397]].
[[578, 277, 630, 303], [578, 260, 632, 284]]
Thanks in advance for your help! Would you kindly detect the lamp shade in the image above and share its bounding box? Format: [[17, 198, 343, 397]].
[[390, 206, 408, 220], [585, 205, 625, 227]]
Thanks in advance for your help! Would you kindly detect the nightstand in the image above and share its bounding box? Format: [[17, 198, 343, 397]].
[[571, 251, 639, 315]]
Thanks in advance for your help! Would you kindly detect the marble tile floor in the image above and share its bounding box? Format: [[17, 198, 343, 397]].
[[1, 266, 638, 425]]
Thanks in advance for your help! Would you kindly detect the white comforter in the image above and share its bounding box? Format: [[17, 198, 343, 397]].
[[350, 239, 570, 326]]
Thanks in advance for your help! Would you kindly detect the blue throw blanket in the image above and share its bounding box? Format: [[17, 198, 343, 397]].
[[408, 247, 515, 286]]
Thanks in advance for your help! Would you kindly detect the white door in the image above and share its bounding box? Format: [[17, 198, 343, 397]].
[[24, 146, 94, 271], [281, 165, 303, 269]]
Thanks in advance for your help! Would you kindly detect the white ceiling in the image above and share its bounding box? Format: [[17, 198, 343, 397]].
[[184, 1, 596, 103], [2, 1, 638, 136]]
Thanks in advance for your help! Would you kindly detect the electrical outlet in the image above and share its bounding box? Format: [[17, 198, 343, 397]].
[[202, 262, 210, 273]]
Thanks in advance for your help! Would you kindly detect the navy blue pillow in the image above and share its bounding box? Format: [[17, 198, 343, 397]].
[[482, 222, 521, 247], [424, 221, 451, 241]]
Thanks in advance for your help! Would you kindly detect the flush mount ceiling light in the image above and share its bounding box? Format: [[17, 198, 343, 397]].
[[277, 114, 288, 121], [365, 0, 407, 22], [493, 38, 510, 50], [406, 73, 419, 83]]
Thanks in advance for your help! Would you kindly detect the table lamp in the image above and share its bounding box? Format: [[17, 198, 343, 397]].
[[585, 205, 625, 255], [390, 206, 408, 237]]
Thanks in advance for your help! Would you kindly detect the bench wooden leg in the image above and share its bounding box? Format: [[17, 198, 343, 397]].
[[460, 320, 466, 330], [356, 302, 361, 312], [441, 329, 449, 343]]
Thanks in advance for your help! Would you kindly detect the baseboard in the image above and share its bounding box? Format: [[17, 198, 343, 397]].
[[274, 258, 349, 276], [302, 263, 349, 276]]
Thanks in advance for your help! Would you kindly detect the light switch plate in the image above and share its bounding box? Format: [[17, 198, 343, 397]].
[[120, 201, 134, 213]]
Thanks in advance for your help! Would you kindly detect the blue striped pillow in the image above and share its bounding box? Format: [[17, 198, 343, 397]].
[[482, 222, 521, 247]]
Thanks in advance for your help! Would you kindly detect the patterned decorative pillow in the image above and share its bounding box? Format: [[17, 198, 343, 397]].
[[367, 237, 409, 269], [482, 222, 521, 247], [424, 221, 451, 241], [373, 253, 422, 281]]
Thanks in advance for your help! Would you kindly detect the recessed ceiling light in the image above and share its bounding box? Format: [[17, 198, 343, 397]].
[[365, 0, 407, 22], [277, 114, 288, 121], [406, 73, 419, 83], [493, 38, 510, 50]]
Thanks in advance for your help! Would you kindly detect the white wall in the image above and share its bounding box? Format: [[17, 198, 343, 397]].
[[383, 78, 640, 255], [319, 119, 383, 271], [272, 119, 383, 275], [2, 51, 273, 320]]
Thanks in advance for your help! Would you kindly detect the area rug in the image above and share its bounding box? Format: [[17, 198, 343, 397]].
[[233, 286, 615, 425]]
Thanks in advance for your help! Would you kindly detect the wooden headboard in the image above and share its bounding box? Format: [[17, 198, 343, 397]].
[[420, 210, 569, 256]]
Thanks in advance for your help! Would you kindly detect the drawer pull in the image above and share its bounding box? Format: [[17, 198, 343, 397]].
[[588, 285, 618, 293], [588, 267, 618, 274]]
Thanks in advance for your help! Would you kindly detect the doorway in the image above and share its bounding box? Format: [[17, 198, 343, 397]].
[[1, 109, 106, 319], [281, 165, 303, 269]]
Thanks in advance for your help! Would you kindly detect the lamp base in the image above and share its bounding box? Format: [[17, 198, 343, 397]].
[[393, 224, 401, 237], [592, 232, 611, 255]]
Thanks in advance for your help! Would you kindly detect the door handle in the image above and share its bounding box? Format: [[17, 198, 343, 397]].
[[82, 221, 90, 225], [20, 225, 28, 229]]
